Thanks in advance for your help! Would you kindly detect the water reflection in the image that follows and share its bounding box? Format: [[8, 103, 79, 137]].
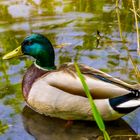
[[0, 0, 140, 138], [22, 106, 135, 140]]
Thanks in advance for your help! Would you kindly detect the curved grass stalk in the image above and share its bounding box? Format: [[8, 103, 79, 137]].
[[74, 62, 110, 140], [131, 0, 140, 55], [116, 0, 124, 41]]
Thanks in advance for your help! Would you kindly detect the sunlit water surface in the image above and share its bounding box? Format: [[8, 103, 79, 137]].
[[0, 0, 140, 139]]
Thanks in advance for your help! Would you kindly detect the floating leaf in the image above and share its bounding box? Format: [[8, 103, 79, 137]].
[[0, 121, 9, 135]]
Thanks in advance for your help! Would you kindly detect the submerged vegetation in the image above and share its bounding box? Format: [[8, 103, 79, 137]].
[[0, 0, 140, 139], [0, 121, 9, 135]]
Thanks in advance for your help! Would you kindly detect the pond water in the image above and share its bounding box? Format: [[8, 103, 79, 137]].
[[0, 0, 140, 139]]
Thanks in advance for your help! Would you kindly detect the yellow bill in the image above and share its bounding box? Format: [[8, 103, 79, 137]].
[[2, 46, 23, 60]]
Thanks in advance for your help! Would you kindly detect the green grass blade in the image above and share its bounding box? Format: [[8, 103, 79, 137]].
[[74, 62, 110, 140], [103, 130, 110, 140]]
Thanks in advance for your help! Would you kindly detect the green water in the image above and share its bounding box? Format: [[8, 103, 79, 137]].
[[0, 0, 140, 139]]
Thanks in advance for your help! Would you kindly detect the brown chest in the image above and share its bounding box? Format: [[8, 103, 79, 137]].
[[22, 64, 47, 99]]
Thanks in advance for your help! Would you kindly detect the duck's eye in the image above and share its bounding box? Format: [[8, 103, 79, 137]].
[[27, 41, 33, 45], [21, 40, 33, 47]]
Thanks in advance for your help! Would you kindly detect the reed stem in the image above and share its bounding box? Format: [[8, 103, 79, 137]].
[[132, 0, 140, 55]]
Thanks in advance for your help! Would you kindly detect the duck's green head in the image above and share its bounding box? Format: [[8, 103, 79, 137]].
[[3, 34, 56, 70]]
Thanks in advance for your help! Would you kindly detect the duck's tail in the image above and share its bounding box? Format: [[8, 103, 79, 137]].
[[109, 90, 140, 114]]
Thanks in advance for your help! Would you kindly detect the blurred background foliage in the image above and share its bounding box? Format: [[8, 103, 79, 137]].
[[0, 0, 140, 139]]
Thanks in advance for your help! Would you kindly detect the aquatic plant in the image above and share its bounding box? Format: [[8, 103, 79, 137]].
[[0, 121, 9, 135], [131, 0, 140, 55], [74, 62, 110, 140]]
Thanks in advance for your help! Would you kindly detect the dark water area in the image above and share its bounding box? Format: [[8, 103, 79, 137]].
[[0, 0, 140, 139]]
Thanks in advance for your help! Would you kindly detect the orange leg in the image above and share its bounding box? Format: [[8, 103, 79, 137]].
[[64, 120, 74, 128]]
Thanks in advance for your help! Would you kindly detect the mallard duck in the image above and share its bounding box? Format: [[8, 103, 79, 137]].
[[3, 34, 140, 121]]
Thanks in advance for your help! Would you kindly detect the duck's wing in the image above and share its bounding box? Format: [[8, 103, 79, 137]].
[[27, 82, 124, 121], [45, 63, 136, 99], [69, 63, 135, 90]]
